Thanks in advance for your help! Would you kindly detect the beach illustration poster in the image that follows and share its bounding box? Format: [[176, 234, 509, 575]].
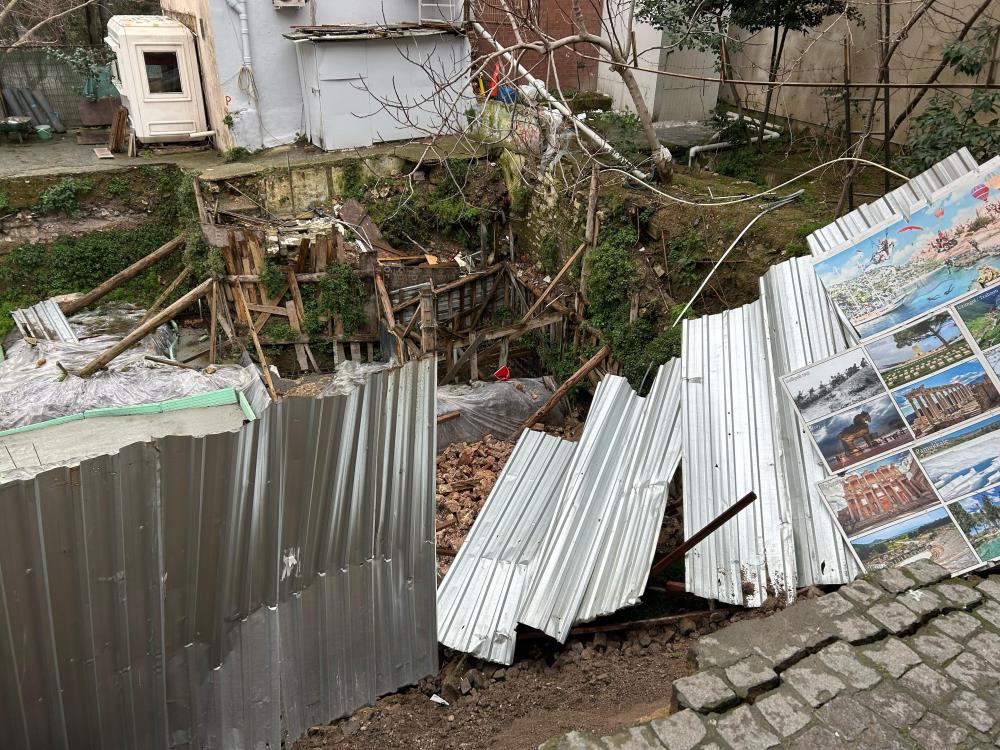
[[864, 310, 973, 389], [914, 413, 1000, 501], [814, 167, 1000, 340], [807, 393, 913, 472], [891, 359, 1000, 438], [817, 450, 938, 537], [949, 488, 1000, 562], [849, 506, 980, 573], [781, 349, 884, 423]]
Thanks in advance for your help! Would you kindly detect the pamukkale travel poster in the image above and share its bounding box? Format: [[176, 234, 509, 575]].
[[785, 161, 1000, 574]]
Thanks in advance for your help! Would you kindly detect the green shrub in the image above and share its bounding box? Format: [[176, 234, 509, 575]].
[[585, 224, 638, 332], [712, 148, 764, 184], [539, 233, 560, 275], [340, 160, 365, 199], [260, 260, 288, 300], [667, 229, 706, 284], [316, 263, 366, 335], [222, 146, 252, 163], [37, 178, 93, 216]]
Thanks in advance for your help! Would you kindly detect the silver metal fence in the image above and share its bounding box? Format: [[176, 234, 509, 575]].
[[0, 358, 437, 750], [0, 45, 101, 129]]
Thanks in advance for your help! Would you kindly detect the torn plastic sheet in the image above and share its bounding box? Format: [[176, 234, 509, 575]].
[[436, 377, 563, 452], [0, 303, 255, 431]]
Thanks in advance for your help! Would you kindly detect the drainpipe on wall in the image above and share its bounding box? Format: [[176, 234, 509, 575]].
[[471, 19, 648, 180], [225, 0, 252, 70]]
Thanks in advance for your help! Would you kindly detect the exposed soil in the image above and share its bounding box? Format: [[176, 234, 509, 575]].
[[293, 614, 726, 750]]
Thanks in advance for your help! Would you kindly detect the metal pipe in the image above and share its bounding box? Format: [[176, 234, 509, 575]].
[[470, 19, 649, 180], [688, 113, 780, 166]]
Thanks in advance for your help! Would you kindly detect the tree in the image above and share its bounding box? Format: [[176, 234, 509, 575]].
[[950, 501, 976, 534], [892, 317, 951, 350], [637, 0, 858, 147]]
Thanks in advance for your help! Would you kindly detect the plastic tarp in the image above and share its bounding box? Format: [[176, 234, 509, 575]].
[[436, 377, 563, 451], [0, 303, 255, 431]]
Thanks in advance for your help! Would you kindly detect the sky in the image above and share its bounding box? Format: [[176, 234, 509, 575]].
[[957, 487, 1000, 520], [810, 394, 903, 452], [815, 171, 1000, 288], [866, 312, 963, 369], [851, 506, 950, 546], [893, 360, 991, 419]]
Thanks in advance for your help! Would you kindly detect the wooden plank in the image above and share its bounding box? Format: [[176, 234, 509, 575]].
[[350, 342, 361, 360], [286, 301, 310, 372], [253, 283, 289, 332], [61, 235, 185, 315], [79, 278, 213, 378], [246, 303, 289, 316], [519, 242, 586, 323], [208, 281, 218, 365], [509, 345, 610, 439], [231, 282, 278, 401], [139, 266, 192, 325], [440, 333, 484, 385], [391, 265, 503, 313], [314, 234, 328, 272]]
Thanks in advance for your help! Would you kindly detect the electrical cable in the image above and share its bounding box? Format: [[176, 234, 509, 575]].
[[602, 156, 910, 208]]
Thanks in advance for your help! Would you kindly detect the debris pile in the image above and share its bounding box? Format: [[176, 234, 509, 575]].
[[436, 435, 514, 571]]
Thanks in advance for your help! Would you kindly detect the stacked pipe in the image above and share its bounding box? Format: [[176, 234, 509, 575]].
[[1, 88, 66, 132]]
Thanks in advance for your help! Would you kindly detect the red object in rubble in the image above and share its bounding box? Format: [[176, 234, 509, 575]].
[[494, 365, 511, 381]]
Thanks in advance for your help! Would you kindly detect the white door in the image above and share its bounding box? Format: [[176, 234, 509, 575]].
[[133, 43, 206, 139]]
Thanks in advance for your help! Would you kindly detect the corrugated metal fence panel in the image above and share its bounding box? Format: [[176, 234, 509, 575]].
[[0, 358, 436, 750], [436, 430, 576, 664], [682, 302, 798, 607], [520, 363, 682, 641], [807, 149, 979, 255], [11, 299, 78, 342], [760, 257, 860, 587], [574, 360, 682, 622]]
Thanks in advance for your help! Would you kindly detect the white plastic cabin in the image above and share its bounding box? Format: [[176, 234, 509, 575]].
[[106, 16, 209, 143]]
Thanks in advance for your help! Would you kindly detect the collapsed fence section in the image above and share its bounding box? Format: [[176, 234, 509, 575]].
[[0, 358, 437, 750]]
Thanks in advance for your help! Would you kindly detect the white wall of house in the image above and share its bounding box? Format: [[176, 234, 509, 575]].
[[160, 0, 470, 150], [596, 0, 719, 122]]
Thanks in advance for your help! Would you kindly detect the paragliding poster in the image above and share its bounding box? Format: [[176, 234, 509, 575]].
[[814, 158, 1000, 341]]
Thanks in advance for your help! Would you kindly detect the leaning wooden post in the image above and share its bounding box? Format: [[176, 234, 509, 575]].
[[208, 280, 219, 365], [231, 281, 278, 401], [61, 234, 185, 316], [78, 277, 213, 378], [520, 241, 587, 324], [509, 345, 610, 440], [419, 288, 437, 355]]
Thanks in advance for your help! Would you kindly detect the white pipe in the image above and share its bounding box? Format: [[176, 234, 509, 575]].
[[225, 0, 252, 68], [688, 113, 780, 166], [471, 19, 651, 180]]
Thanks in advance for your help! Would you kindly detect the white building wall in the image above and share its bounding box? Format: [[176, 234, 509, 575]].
[[596, 0, 719, 122], [194, 0, 469, 149]]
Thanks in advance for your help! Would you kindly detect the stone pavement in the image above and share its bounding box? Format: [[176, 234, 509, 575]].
[[540, 560, 1000, 750]]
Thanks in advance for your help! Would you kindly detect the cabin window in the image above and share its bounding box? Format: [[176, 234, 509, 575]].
[[144, 51, 183, 94]]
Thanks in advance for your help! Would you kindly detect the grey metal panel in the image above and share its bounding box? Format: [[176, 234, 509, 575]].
[[760, 257, 860, 587], [0, 358, 436, 750], [682, 301, 799, 607], [807, 149, 979, 255], [11, 299, 78, 342], [438, 362, 682, 661], [436, 430, 575, 664]]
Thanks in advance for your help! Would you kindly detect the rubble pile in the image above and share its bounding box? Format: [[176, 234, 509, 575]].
[[435, 435, 514, 571]]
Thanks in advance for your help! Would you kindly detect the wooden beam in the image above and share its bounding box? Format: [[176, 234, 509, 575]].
[[437, 410, 460, 424], [231, 282, 278, 401], [224, 271, 373, 283], [480, 310, 564, 343], [440, 333, 484, 385], [139, 266, 192, 325], [78, 277, 212, 378], [466, 271, 504, 331], [391, 264, 504, 313], [374, 274, 396, 328], [62, 235, 185, 315], [519, 242, 586, 324], [286, 300, 310, 372], [246, 302, 289, 316], [208, 281, 219, 365], [509, 345, 610, 440]]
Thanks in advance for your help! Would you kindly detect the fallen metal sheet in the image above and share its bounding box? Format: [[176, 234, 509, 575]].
[[436, 430, 576, 663], [682, 299, 799, 607], [438, 361, 682, 662], [807, 149, 979, 255], [521, 361, 683, 637], [0, 358, 436, 750], [11, 299, 78, 342]]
